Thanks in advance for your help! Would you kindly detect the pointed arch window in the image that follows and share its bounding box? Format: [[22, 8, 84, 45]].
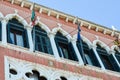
[[55, 32, 78, 61], [0, 22, 1, 41], [96, 44, 119, 71], [33, 25, 53, 55], [114, 49, 120, 64], [7, 18, 29, 48], [77, 41, 100, 67]]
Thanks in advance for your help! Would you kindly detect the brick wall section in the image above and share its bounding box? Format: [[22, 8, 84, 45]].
[[0, 1, 120, 80], [0, 46, 120, 80], [0, 1, 116, 45]]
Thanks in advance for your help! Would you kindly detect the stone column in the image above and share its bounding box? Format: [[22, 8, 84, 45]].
[[48, 32, 60, 60], [110, 50, 120, 67], [71, 38, 84, 65], [26, 26, 34, 52], [1, 18, 7, 45], [92, 45, 105, 70]]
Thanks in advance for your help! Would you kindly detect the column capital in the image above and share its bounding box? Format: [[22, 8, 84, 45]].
[[25, 25, 33, 31], [91, 45, 97, 49], [70, 38, 77, 43], [1, 17, 6, 21], [109, 50, 115, 54], [48, 32, 56, 38]]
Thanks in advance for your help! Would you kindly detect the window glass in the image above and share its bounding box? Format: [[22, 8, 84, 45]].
[[85, 53, 93, 65], [77, 41, 100, 67], [115, 49, 120, 63], [16, 34, 24, 47], [96, 44, 119, 71], [33, 26, 53, 55], [7, 18, 29, 48], [55, 32, 78, 61], [10, 32, 15, 44]]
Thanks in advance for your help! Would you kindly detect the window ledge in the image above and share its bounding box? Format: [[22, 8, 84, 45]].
[[59, 57, 79, 66], [34, 50, 56, 60], [85, 65, 120, 77], [0, 43, 30, 53]]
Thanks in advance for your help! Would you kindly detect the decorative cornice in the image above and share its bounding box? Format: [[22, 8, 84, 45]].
[[3, 0, 120, 38]]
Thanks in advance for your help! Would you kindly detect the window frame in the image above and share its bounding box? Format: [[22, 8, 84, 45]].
[[7, 18, 29, 48], [77, 41, 100, 67], [55, 32, 78, 61], [33, 26, 53, 55], [96, 44, 120, 71]]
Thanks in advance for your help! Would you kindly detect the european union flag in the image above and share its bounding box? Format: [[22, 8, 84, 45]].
[[77, 22, 87, 65]]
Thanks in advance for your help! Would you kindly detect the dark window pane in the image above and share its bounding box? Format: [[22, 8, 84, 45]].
[[7, 18, 29, 48], [33, 25, 53, 55], [115, 49, 120, 63], [99, 54, 114, 70], [96, 44, 119, 71], [44, 46, 48, 53], [77, 41, 100, 66], [55, 32, 78, 61], [115, 55, 120, 63]]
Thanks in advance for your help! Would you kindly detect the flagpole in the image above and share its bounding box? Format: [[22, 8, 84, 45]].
[[77, 19, 87, 65], [31, 3, 36, 52], [33, 26, 35, 52]]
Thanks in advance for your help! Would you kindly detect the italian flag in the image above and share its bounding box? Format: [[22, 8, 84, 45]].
[[31, 8, 36, 26]]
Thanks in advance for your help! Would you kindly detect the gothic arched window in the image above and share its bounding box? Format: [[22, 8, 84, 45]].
[[96, 44, 119, 71], [7, 18, 29, 48], [77, 41, 100, 67], [33, 25, 53, 55], [55, 32, 78, 61], [114, 49, 120, 64]]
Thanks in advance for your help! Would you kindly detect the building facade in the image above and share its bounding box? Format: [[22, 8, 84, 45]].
[[0, 0, 120, 80]]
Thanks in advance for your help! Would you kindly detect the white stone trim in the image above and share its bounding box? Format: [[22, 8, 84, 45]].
[[48, 32, 60, 60], [93, 40, 110, 54], [52, 27, 72, 42], [4, 56, 102, 80], [71, 38, 84, 65], [1, 18, 7, 45], [26, 26, 34, 51], [73, 34, 92, 49], [5, 13, 28, 27], [111, 45, 120, 52], [0, 12, 4, 18], [34, 19, 51, 34], [92, 46, 105, 70]]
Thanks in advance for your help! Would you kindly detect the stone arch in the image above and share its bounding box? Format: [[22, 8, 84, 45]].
[[52, 27, 72, 41], [50, 71, 69, 80], [73, 34, 92, 49], [111, 45, 120, 53], [93, 40, 110, 53], [23, 64, 49, 80], [34, 20, 51, 34], [8, 59, 23, 79], [5, 13, 28, 27]]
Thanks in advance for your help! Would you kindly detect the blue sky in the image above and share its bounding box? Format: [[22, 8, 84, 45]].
[[30, 0, 120, 31]]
